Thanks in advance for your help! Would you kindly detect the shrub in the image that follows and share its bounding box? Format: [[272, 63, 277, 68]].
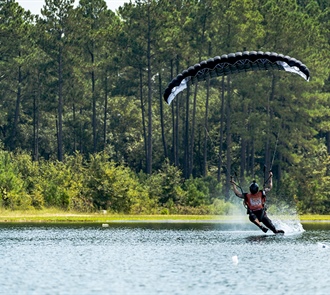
[[145, 160, 185, 206], [182, 177, 215, 207], [0, 150, 32, 209], [85, 152, 151, 213]]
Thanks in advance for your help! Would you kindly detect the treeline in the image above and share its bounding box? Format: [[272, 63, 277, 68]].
[[0, 0, 329, 214], [0, 149, 235, 214]]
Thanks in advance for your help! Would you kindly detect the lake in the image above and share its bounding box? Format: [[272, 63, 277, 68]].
[[0, 218, 329, 295]]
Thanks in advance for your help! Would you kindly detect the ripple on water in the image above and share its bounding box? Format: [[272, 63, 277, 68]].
[[0, 222, 329, 295]]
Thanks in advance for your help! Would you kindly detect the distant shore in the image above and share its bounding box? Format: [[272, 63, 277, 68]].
[[0, 210, 330, 223]]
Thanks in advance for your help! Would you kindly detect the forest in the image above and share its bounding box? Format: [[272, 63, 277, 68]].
[[0, 0, 329, 214]]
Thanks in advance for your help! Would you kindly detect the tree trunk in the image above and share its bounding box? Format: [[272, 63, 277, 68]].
[[240, 137, 246, 180], [203, 78, 210, 177], [159, 72, 167, 159], [225, 77, 232, 200], [72, 101, 77, 151], [265, 75, 276, 170], [11, 61, 22, 150], [184, 84, 190, 179], [146, 7, 152, 174], [251, 139, 255, 178], [189, 83, 198, 177], [217, 77, 225, 182], [103, 74, 108, 149], [139, 68, 147, 172], [173, 57, 180, 167], [240, 95, 247, 179], [33, 73, 40, 161], [170, 59, 176, 165], [57, 44, 63, 162], [92, 66, 97, 153]]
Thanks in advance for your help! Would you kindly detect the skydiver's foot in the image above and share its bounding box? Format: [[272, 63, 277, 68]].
[[274, 230, 285, 234], [260, 226, 268, 233]]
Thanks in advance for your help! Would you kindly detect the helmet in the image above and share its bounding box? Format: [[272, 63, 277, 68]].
[[249, 181, 259, 194]]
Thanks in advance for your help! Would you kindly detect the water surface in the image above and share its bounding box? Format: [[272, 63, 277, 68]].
[[0, 220, 329, 295]]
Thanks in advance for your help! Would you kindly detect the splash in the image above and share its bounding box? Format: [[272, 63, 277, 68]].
[[273, 218, 305, 235], [269, 207, 305, 235]]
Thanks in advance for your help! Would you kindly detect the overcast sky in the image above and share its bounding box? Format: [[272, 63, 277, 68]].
[[16, 0, 129, 15]]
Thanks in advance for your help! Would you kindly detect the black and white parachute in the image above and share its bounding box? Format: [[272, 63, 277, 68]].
[[163, 51, 310, 105]]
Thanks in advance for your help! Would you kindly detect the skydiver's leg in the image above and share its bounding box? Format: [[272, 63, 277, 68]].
[[249, 211, 268, 233], [261, 213, 284, 234]]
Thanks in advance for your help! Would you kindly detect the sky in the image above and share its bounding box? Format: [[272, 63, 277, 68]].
[[16, 0, 129, 15]]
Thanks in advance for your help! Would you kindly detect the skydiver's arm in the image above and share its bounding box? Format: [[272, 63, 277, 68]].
[[230, 181, 243, 198]]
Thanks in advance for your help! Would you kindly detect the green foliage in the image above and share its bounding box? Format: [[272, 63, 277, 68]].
[[208, 199, 237, 215], [63, 154, 92, 211], [291, 145, 330, 214], [38, 161, 71, 209], [183, 177, 210, 207], [0, 150, 31, 209], [146, 160, 185, 206], [84, 152, 151, 213], [0, 1, 329, 214], [11, 151, 44, 209], [1, 147, 330, 215]]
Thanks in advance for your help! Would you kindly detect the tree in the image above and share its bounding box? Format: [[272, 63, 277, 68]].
[[38, 0, 75, 161], [208, 0, 265, 193], [118, 0, 164, 174], [0, 0, 34, 151], [75, 0, 113, 153]]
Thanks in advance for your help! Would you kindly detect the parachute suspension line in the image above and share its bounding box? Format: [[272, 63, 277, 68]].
[[264, 128, 280, 187], [204, 126, 227, 179], [263, 165, 267, 189], [234, 171, 244, 195], [204, 127, 218, 157], [270, 130, 280, 171], [232, 172, 247, 209]]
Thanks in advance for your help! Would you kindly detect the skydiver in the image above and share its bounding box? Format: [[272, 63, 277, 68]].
[[230, 171, 285, 234]]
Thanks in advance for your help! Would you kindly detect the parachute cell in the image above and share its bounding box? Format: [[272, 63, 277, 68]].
[[163, 51, 310, 105]]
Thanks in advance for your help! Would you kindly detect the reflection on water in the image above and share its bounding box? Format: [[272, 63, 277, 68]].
[[0, 221, 329, 295]]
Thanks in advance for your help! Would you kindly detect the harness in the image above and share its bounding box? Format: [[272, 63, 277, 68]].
[[244, 191, 266, 219]]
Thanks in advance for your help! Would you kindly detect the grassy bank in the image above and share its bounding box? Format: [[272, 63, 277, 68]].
[[1, 209, 330, 223], [299, 215, 330, 222], [0, 209, 228, 223]]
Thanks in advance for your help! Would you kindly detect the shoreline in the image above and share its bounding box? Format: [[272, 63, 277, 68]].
[[1, 211, 330, 223]]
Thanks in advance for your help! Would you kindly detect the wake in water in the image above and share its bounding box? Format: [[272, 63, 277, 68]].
[[228, 199, 305, 235], [269, 205, 305, 235]]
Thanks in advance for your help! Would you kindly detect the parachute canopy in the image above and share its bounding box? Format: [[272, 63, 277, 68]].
[[163, 51, 310, 105]]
